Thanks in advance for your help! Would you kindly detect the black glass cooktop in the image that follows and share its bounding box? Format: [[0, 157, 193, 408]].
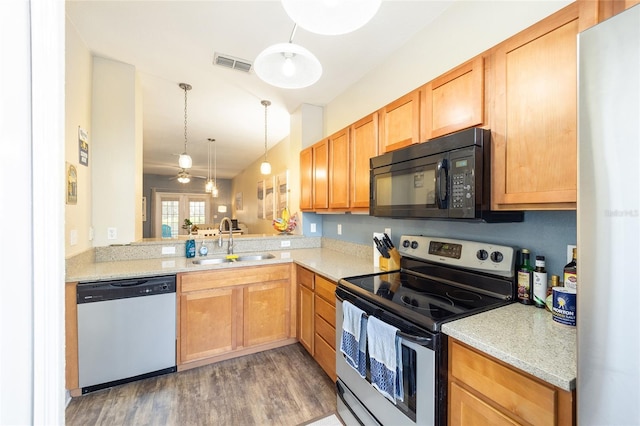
[[339, 270, 511, 331]]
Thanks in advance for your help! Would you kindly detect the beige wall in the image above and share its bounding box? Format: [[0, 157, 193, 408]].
[[325, 1, 572, 135], [231, 134, 296, 235], [65, 16, 93, 257]]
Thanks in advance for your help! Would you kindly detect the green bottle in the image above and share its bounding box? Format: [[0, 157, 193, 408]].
[[517, 249, 534, 305]]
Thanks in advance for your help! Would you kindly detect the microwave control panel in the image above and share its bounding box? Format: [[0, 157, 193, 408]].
[[450, 156, 475, 210]]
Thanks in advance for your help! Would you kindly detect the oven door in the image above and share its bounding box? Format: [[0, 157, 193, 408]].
[[370, 152, 449, 219], [336, 291, 445, 426]]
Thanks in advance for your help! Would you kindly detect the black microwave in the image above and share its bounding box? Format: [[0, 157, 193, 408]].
[[370, 128, 523, 222]]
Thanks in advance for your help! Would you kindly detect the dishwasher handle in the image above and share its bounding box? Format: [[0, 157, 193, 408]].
[[109, 279, 149, 287], [77, 275, 176, 304]]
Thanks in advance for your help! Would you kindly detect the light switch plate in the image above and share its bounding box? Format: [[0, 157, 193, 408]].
[[162, 246, 176, 255]]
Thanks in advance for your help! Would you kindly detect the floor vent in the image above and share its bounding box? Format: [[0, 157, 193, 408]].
[[213, 52, 252, 73]]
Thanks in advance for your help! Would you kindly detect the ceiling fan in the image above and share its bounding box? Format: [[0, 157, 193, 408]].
[[169, 168, 206, 183]]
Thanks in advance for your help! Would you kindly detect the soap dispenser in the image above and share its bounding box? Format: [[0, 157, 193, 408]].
[[198, 240, 208, 256]]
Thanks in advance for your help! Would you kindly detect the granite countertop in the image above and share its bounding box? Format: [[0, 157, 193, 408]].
[[442, 303, 576, 391], [66, 247, 380, 284]]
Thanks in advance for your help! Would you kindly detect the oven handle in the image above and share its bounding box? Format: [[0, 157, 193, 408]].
[[336, 292, 435, 348]]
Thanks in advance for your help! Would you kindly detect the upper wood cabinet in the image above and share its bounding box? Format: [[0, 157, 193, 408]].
[[491, 3, 579, 210], [350, 113, 378, 210], [379, 89, 421, 153], [312, 139, 329, 210], [422, 56, 485, 140], [300, 147, 313, 211], [328, 128, 350, 209]]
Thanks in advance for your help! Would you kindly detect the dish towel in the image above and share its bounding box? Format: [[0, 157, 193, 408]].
[[339, 301, 367, 378], [367, 316, 404, 404]]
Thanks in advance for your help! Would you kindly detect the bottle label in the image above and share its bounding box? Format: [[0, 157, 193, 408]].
[[533, 271, 548, 307], [564, 272, 577, 290], [517, 271, 531, 302]]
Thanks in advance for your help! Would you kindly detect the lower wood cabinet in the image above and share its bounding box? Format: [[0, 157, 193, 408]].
[[296, 265, 337, 381], [449, 339, 575, 426], [178, 264, 295, 369]]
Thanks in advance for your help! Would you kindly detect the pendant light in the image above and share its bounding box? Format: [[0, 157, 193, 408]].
[[281, 0, 382, 35], [210, 138, 219, 198], [254, 24, 322, 89], [178, 83, 193, 169], [205, 138, 215, 193], [260, 100, 272, 175]]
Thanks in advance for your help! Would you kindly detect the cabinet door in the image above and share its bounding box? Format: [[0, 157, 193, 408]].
[[298, 284, 314, 354], [492, 3, 578, 209], [312, 139, 329, 210], [423, 56, 484, 140], [329, 128, 350, 209], [379, 89, 421, 153], [179, 287, 238, 364], [449, 382, 519, 426], [300, 146, 313, 211], [350, 113, 378, 209], [243, 280, 290, 347]]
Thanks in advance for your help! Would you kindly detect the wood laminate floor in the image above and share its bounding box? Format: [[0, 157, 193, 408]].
[[66, 343, 337, 426]]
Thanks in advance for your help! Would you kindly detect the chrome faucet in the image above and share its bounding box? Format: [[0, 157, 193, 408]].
[[218, 217, 234, 254]]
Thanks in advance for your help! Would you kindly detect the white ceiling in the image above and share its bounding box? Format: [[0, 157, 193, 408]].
[[66, 0, 454, 180]]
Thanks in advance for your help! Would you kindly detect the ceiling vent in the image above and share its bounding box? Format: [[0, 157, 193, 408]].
[[213, 52, 252, 73]]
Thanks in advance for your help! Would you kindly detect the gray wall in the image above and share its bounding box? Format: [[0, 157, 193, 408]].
[[304, 211, 576, 278], [143, 174, 232, 238]]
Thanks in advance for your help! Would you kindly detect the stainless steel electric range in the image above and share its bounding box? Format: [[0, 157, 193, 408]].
[[336, 235, 517, 426]]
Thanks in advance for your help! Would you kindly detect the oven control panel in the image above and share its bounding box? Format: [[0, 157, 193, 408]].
[[399, 235, 515, 277]]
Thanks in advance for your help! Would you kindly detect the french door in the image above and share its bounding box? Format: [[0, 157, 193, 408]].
[[154, 192, 212, 238]]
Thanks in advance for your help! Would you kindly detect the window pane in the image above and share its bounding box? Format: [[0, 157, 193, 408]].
[[161, 200, 179, 238], [189, 200, 206, 225]]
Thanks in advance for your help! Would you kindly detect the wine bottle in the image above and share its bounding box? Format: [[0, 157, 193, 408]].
[[517, 249, 534, 305], [533, 256, 547, 308]]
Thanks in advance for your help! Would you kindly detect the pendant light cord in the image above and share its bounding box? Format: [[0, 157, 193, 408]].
[[289, 23, 298, 43], [262, 100, 271, 162], [184, 87, 188, 152]]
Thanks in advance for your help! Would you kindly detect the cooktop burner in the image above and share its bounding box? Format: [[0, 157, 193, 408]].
[[338, 235, 517, 331]]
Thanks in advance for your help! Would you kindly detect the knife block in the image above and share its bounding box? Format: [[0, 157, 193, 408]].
[[379, 255, 400, 271]]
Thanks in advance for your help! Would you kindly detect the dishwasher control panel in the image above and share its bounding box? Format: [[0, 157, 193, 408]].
[[77, 275, 176, 304]]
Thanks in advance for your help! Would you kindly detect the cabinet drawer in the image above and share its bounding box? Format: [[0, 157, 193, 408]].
[[314, 332, 336, 381], [315, 294, 336, 328], [315, 315, 335, 350], [450, 341, 556, 425], [450, 381, 519, 426], [315, 275, 336, 303], [297, 266, 314, 290]]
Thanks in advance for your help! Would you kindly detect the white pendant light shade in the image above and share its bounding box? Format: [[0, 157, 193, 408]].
[[260, 161, 272, 175], [281, 0, 382, 36], [254, 42, 322, 89], [178, 153, 192, 169]]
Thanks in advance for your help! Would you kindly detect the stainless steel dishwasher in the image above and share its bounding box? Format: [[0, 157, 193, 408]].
[[76, 275, 177, 394]]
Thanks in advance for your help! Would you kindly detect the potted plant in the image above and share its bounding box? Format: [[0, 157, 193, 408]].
[[182, 218, 193, 234]]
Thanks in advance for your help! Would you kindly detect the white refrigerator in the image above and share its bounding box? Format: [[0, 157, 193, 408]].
[[578, 4, 640, 424]]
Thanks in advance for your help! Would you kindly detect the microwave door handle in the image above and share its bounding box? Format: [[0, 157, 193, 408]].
[[435, 159, 448, 209]]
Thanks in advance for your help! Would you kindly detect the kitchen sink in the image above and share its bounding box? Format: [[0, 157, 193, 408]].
[[192, 253, 275, 265], [192, 256, 232, 265], [236, 253, 275, 261]]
